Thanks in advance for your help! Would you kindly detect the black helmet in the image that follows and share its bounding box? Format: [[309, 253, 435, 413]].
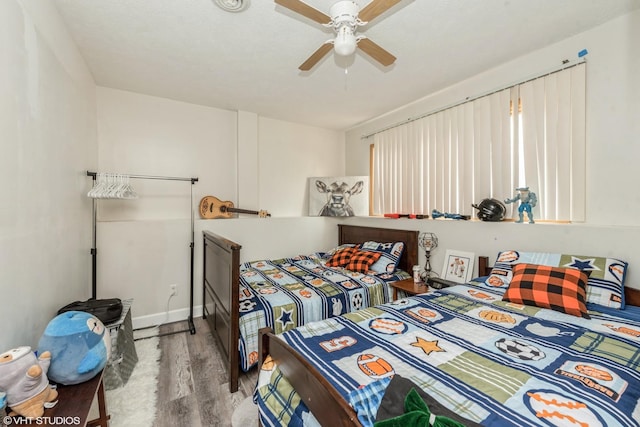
[[472, 198, 506, 221]]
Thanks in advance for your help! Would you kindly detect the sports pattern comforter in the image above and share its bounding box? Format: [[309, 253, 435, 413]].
[[255, 283, 640, 426], [238, 254, 409, 371]]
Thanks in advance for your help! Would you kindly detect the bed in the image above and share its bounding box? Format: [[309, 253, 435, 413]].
[[202, 224, 419, 393], [256, 252, 640, 426]]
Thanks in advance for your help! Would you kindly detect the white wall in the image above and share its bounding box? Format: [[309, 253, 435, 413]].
[[345, 11, 640, 288], [0, 0, 97, 350], [257, 117, 345, 217], [96, 87, 237, 221], [94, 90, 346, 325]]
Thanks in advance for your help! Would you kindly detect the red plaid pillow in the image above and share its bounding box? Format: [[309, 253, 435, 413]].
[[346, 250, 381, 273], [325, 247, 358, 267], [502, 263, 590, 318]]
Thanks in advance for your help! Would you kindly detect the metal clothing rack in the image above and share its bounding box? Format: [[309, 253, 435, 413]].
[[87, 171, 199, 335]]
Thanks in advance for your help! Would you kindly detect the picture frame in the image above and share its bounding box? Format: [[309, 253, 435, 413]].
[[308, 176, 369, 217], [441, 250, 475, 283]]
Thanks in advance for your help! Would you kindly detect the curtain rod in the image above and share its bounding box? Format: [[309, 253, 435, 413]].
[[361, 58, 586, 140], [87, 170, 198, 183]]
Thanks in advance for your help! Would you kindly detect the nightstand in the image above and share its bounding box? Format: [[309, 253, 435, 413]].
[[390, 278, 429, 299]]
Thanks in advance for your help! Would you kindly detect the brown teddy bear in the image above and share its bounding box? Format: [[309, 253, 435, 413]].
[[0, 346, 58, 418]]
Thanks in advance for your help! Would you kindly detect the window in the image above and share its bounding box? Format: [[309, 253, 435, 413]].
[[370, 63, 586, 222]]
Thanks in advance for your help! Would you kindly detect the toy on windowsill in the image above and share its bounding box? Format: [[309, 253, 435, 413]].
[[0, 347, 59, 419], [384, 213, 428, 219], [504, 187, 537, 223], [471, 198, 506, 221], [37, 311, 111, 386], [431, 209, 470, 220]]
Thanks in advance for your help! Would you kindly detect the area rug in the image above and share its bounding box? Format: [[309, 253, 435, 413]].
[[232, 396, 259, 427], [105, 331, 161, 427]]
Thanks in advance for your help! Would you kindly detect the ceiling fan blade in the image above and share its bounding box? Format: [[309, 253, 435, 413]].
[[299, 43, 333, 71], [274, 0, 331, 24], [359, 0, 402, 22], [358, 38, 396, 66]]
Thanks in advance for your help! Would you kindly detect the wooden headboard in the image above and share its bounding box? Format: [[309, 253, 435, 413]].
[[338, 224, 419, 273], [478, 255, 640, 307]]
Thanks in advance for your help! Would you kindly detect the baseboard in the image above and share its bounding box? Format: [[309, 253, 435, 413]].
[[132, 305, 203, 330]]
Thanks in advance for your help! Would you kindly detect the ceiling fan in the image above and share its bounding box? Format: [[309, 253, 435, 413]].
[[274, 0, 400, 71]]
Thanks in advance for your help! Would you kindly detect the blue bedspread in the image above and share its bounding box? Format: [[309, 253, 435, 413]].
[[238, 254, 409, 371], [255, 283, 640, 426]]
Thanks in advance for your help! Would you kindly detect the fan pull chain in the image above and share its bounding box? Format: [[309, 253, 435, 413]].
[[344, 67, 349, 91]]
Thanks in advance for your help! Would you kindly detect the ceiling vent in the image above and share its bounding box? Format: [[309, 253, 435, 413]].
[[214, 0, 249, 13]]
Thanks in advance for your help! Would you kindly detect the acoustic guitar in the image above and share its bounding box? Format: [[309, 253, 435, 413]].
[[199, 195, 270, 219]]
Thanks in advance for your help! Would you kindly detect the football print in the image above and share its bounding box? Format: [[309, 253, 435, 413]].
[[357, 353, 394, 379]]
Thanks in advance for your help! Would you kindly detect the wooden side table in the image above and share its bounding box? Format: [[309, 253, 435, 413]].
[[390, 278, 429, 299], [39, 369, 109, 427]]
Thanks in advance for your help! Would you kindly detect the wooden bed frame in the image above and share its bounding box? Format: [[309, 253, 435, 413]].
[[258, 255, 640, 426], [202, 224, 419, 393]]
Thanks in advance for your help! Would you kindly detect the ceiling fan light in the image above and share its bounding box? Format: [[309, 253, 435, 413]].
[[334, 26, 357, 56]]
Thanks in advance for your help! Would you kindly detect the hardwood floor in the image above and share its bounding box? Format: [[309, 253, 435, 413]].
[[153, 317, 258, 427]]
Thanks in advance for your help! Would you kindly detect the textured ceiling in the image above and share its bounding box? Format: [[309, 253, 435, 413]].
[[53, 0, 640, 130]]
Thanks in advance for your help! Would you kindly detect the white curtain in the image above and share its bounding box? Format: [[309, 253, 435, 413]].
[[518, 63, 586, 221], [373, 88, 512, 216], [372, 63, 585, 221]]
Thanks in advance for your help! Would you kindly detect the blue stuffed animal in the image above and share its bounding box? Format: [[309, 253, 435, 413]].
[[37, 311, 111, 385], [1, 390, 6, 415]]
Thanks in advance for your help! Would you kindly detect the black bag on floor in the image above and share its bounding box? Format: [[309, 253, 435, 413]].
[[58, 298, 123, 325]]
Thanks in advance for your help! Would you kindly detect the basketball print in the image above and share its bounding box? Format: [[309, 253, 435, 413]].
[[525, 390, 604, 427], [340, 280, 358, 289], [361, 276, 376, 284], [248, 351, 259, 366], [309, 278, 324, 287], [299, 289, 313, 298], [357, 353, 395, 379], [495, 338, 545, 361], [261, 355, 275, 371], [369, 318, 408, 335]]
